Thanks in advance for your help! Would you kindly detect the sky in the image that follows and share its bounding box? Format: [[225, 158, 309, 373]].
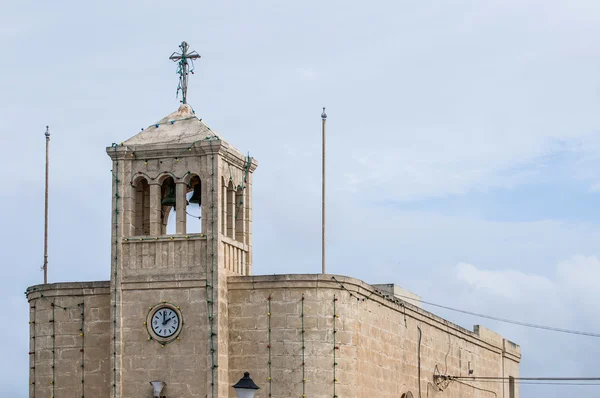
[[2, 0, 600, 396]]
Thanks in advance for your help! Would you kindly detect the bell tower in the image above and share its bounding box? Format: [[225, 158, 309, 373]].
[[105, 42, 258, 398]]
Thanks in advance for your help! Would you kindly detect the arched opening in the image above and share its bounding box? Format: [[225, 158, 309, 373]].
[[235, 186, 245, 243], [161, 177, 176, 235], [186, 176, 201, 233], [221, 178, 227, 235], [133, 178, 150, 236], [226, 180, 236, 239]]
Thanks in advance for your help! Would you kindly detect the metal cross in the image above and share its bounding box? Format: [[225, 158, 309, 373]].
[[169, 41, 201, 104]]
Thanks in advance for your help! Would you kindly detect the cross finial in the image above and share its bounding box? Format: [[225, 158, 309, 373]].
[[169, 41, 201, 105]]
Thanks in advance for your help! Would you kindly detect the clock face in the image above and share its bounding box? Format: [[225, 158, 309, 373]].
[[151, 307, 180, 338]]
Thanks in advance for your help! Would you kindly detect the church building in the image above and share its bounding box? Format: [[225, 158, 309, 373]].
[[26, 42, 520, 398]]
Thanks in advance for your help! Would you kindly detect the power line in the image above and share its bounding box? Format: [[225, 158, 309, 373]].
[[391, 292, 600, 338], [449, 377, 600, 381], [443, 376, 600, 387], [517, 382, 600, 386], [330, 276, 600, 338], [467, 381, 600, 386]]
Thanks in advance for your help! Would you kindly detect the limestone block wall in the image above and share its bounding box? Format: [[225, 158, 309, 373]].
[[502, 338, 521, 398], [26, 281, 111, 398], [116, 264, 242, 397], [228, 274, 521, 398], [120, 236, 208, 282], [118, 283, 210, 397]]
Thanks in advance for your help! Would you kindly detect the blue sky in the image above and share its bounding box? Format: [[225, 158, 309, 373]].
[[3, 1, 600, 397], [385, 178, 600, 223]]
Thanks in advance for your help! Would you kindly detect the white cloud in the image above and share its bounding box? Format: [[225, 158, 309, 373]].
[[404, 257, 600, 397], [456, 262, 556, 300]]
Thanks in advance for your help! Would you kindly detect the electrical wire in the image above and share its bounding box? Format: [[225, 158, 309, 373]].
[[449, 377, 600, 381], [330, 276, 600, 338], [451, 379, 497, 397], [442, 376, 600, 387], [510, 382, 600, 386], [390, 292, 600, 338], [461, 381, 600, 386], [185, 210, 201, 219]]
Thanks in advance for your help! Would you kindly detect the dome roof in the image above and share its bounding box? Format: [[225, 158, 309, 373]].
[[123, 104, 220, 146]]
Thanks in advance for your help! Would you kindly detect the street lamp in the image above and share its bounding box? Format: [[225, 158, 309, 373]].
[[232, 372, 260, 398]]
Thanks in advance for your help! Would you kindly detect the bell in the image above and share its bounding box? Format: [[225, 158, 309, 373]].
[[189, 182, 201, 205], [161, 181, 177, 207]]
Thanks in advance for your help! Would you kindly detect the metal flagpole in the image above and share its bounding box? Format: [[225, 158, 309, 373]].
[[43, 126, 50, 284], [321, 108, 327, 275]]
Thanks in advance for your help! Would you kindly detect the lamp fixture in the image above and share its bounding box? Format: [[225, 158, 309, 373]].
[[150, 380, 166, 398], [232, 372, 260, 398]]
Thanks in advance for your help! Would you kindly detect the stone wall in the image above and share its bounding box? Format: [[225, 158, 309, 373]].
[[26, 281, 111, 398], [228, 274, 521, 398], [26, 273, 520, 398], [118, 282, 210, 397]]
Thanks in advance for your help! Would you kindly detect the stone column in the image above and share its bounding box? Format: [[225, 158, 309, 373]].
[[176, 182, 187, 234], [123, 183, 135, 237], [149, 183, 162, 236]]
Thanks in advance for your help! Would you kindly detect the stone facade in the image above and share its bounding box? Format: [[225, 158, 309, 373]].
[[228, 274, 520, 398], [27, 282, 111, 398], [25, 104, 520, 397]]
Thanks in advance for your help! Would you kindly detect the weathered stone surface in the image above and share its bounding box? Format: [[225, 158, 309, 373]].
[[227, 275, 520, 398], [26, 275, 520, 398], [26, 282, 111, 398]]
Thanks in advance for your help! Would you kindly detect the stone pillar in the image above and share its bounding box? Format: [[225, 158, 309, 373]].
[[149, 183, 162, 236], [143, 186, 150, 235], [123, 184, 135, 237], [176, 182, 187, 234]]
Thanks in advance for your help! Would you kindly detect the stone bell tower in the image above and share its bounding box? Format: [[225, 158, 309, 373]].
[[105, 59, 257, 395]]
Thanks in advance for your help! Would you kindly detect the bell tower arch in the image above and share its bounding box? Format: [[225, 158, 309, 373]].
[[107, 103, 257, 275], [106, 102, 257, 397]]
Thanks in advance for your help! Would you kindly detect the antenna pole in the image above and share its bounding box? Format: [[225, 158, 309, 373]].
[[321, 108, 327, 275], [43, 126, 50, 284]]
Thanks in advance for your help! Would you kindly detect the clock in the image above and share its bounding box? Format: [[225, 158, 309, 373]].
[[146, 303, 183, 343]]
